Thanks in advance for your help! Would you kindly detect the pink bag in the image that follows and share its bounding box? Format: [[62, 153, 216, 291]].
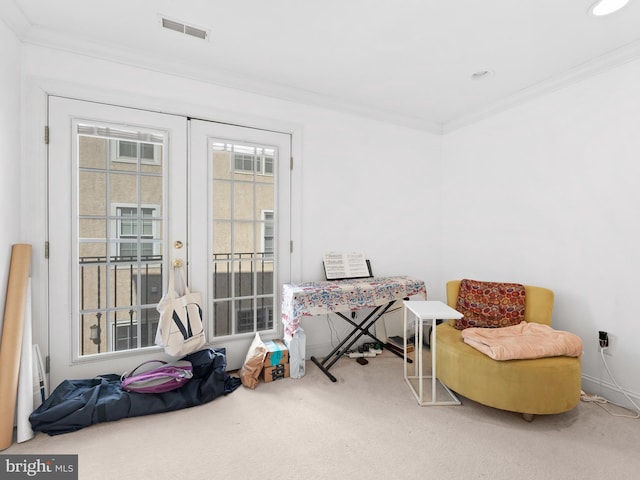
[[121, 360, 193, 394]]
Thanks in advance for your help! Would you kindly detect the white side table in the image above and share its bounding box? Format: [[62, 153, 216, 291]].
[[403, 300, 463, 406]]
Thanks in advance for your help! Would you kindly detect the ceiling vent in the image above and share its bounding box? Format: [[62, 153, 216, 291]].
[[160, 16, 209, 41]]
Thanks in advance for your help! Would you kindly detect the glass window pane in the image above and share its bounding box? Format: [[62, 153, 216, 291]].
[[78, 171, 107, 216], [234, 183, 254, 221], [212, 299, 232, 336], [256, 183, 274, 212], [264, 156, 274, 175], [78, 218, 107, 242], [212, 180, 232, 220], [79, 310, 111, 356], [78, 263, 107, 311], [141, 144, 163, 173], [234, 258, 254, 297], [212, 150, 232, 180], [258, 297, 274, 330], [213, 221, 231, 256], [119, 141, 137, 158], [79, 136, 107, 169], [138, 265, 163, 306], [256, 257, 274, 295], [236, 299, 254, 334], [108, 140, 137, 172], [210, 138, 278, 338], [110, 172, 137, 206], [233, 222, 255, 255], [139, 306, 160, 347], [75, 122, 166, 357], [140, 143, 155, 160], [113, 263, 135, 310], [212, 262, 231, 306], [140, 175, 163, 206]]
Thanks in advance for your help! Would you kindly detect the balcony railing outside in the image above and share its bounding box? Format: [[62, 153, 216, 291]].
[[78, 253, 274, 356], [212, 252, 274, 336]]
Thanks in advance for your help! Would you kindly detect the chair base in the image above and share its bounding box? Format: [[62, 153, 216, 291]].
[[435, 321, 582, 416]]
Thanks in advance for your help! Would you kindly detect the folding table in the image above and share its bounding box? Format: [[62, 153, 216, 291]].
[[281, 276, 426, 382]]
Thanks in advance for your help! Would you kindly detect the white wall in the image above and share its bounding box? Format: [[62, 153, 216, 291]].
[[294, 109, 443, 355], [300, 108, 444, 281], [20, 44, 442, 360], [441, 58, 640, 407], [13, 32, 639, 406], [0, 20, 23, 335]]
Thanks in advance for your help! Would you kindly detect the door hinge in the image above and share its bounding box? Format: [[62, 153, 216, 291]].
[[44, 126, 49, 145], [290, 156, 293, 170], [290, 240, 293, 253], [45, 355, 50, 373], [44, 241, 49, 259]]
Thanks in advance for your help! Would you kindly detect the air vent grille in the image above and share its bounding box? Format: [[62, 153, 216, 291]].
[[162, 18, 184, 34], [184, 25, 208, 40], [161, 16, 209, 41]]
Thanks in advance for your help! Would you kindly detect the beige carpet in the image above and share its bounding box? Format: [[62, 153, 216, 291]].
[[5, 350, 639, 479]]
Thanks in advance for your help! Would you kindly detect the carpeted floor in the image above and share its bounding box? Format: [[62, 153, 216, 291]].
[[4, 349, 639, 479]]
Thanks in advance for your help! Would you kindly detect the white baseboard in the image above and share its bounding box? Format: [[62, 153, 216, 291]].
[[304, 338, 383, 362], [581, 373, 640, 411], [303, 350, 640, 413], [304, 341, 364, 360], [305, 343, 329, 360]]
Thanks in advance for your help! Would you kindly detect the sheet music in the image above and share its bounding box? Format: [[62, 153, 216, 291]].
[[323, 251, 370, 280]]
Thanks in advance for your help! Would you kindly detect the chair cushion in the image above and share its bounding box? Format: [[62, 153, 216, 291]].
[[454, 279, 526, 330]]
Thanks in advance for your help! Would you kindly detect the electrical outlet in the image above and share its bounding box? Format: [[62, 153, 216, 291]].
[[598, 330, 609, 349]]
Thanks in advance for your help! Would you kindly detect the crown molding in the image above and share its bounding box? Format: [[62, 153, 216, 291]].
[[443, 38, 640, 134], [0, 2, 31, 38], [20, 25, 444, 135], [12, 19, 640, 137]]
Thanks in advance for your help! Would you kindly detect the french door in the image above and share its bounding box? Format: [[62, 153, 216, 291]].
[[47, 97, 291, 387], [189, 120, 291, 370]]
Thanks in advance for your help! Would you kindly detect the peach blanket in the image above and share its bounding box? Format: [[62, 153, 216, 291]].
[[461, 322, 583, 360]]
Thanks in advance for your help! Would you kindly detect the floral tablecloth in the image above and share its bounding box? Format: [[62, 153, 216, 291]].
[[282, 276, 427, 336]]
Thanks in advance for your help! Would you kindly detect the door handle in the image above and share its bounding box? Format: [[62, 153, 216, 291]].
[[173, 241, 184, 267]]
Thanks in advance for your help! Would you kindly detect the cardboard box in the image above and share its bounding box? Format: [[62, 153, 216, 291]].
[[262, 363, 290, 383], [263, 339, 289, 367]]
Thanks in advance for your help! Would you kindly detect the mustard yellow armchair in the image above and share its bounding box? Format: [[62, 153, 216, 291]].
[[435, 280, 582, 420]]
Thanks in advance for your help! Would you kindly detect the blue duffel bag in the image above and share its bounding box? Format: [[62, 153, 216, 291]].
[[29, 348, 241, 435]]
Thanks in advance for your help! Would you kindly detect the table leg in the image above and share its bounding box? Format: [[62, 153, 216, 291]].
[[310, 356, 337, 383], [431, 317, 436, 403], [403, 305, 408, 382], [418, 314, 423, 403]]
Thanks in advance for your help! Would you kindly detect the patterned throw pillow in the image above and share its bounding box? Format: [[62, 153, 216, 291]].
[[454, 279, 526, 330]]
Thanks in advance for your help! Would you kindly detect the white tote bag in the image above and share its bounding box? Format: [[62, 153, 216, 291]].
[[155, 266, 206, 357]]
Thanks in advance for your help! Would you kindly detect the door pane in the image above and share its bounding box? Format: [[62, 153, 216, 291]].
[[233, 222, 256, 255], [256, 183, 274, 212], [78, 171, 107, 216], [76, 130, 165, 357], [79, 136, 107, 169], [235, 256, 254, 298], [212, 221, 231, 255], [209, 139, 278, 338], [212, 181, 231, 219], [233, 184, 254, 221]]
